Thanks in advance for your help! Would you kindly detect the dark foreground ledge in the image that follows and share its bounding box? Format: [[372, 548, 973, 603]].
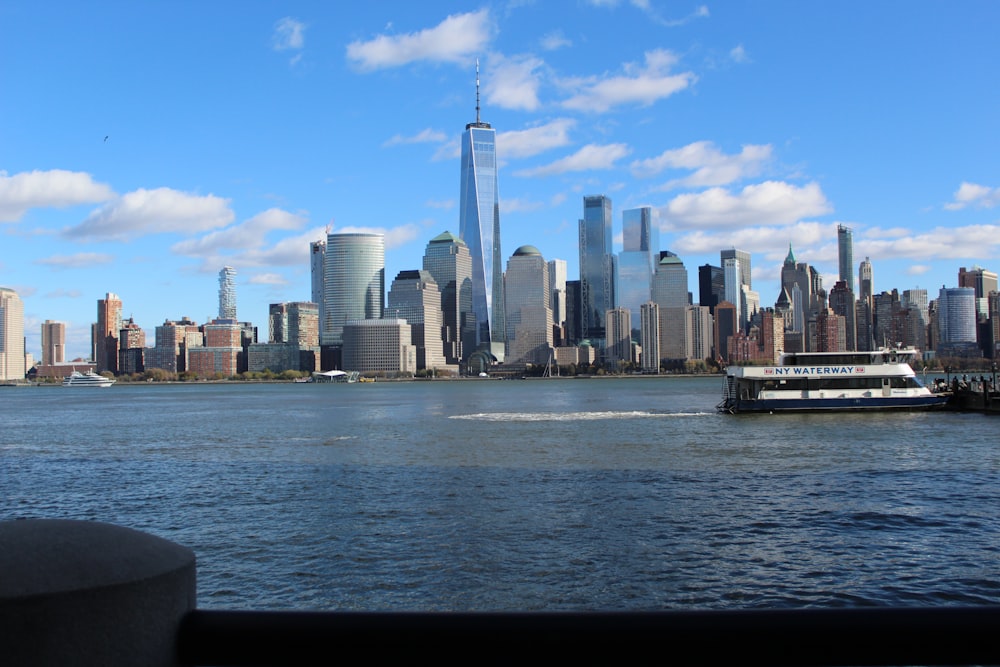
[[178, 605, 1000, 666]]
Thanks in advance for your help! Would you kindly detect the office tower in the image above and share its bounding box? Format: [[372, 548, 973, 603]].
[[686, 305, 713, 362], [937, 286, 977, 347], [828, 280, 857, 350], [723, 257, 742, 330], [423, 231, 473, 365], [321, 232, 385, 347], [958, 266, 998, 299], [579, 195, 615, 344], [720, 248, 751, 290], [387, 270, 447, 371], [342, 319, 415, 374], [269, 302, 319, 347], [0, 287, 25, 381], [147, 317, 199, 373], [714, 301, 738, 363], [858, 257, 874, 304], [698, 264, 724, 314], [459, 63, 505, 360], [548, 259, 568, 335], [310, 239, 326, 334], [618, 207, 658, 325], [118, 318, 145, 375], [651, 252, 689, 360], [41, 320, 66, 366], [837, 225, 855, 293], [640, 302, 660, 372], [811, 308, 846, 353], [605, 307, 632, 368], [565, 280, 582, 345], [95, 292, 122, 374], [504, 246, 553, 365], [218, 266, 237, 320]]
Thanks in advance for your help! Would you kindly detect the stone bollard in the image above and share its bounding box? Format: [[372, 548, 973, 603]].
[[0, 519, 196, 667]]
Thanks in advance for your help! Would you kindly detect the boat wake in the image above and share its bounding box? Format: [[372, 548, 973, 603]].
[[449, 410, 711, 422]]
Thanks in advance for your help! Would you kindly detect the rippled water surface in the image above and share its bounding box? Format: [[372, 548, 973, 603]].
[[3, 377, 999, 610]]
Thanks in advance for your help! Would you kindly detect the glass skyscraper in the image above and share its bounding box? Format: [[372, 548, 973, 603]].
[[422, 231, 473, 365], [618, 207, 658, 326], [837, 225, 855, 293], [579, 195, 615, 343], [0, 287, 25, 381], [218, 266, 237, 320], [321, 232, 384, 347], [459, 66, 505, 360]]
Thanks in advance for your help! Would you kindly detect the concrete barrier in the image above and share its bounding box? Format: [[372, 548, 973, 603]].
[[0, 519, 195, 667]]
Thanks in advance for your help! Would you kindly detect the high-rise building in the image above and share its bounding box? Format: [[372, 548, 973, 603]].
[[0, 287, 25, 381], [547, 259, 568, 343], [387, 270, 447, 371], [698, 264, 725, 314], [423, 231, 473, 365], [639, 302, 660, 372], [41, 320, 66, 366], [321, 232, 385, 347], [828, 280, 857, 351], [605, 307, 632, 368], [459, 63, 505, 360], [714, 301, 738, 363], [652, 252, 689, 361], [686, 305, 714, 362], [837, 225, 855, 293], [504, 246, 553, 365], [618, 207, 658, 325], [310, 239, 326, 333], [342, 319, 415, 374], [579, 195, 615, 344], [95, 292, 122, 374], [720, 248, 751, 290], [937, 286, 977, 345], [958, 265, 998, 299], [218, 266, 237, 320], [118, 318, 146, 375], [723, 257, 742, 330], [147, 317, 199, 373], [269, 302, 319, 347]]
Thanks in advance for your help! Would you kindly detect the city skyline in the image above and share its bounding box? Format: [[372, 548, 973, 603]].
[[3, 2, 999, 360]]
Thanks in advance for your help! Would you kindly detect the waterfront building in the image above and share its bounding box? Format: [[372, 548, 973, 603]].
[[218, 266, 237, 320], [959, 265, 999, 299], [828, 280, 857, 351], [618, 207, 658, 325], [651, 251, 689, 361], [342, 318, 415, 374], [605, 307, 632, 369], [118, 318, 146, 375], [686, 305, 714, 363], [565, 280, 582, 346], [459, 64, 505, 361], [504, 246, 553, 365], [310, 239, 326, 333], [714, 301, 738, 363], [0, 287, 25, 381], [579, 195, 615, 346], [554, 344, 595, 368], [698, 264, 725, 314], [387, 270, 448, 372], [548, 259, 568, 339], [269, 302, 319, 347], [639, 302, 660, 372], [41, 320, 66, 366], [837, 225, 855, 293], [936, 286, 978, 357], [147, 317, 199, 373], [247, 343, 315, 374], [422, 231, 473, 365], [857, 256, 875, 350], [721, 248, 751, 291], [990, 292, 1000, 358], [95, 292, 122, 374], [187, 319, 242, 377], [723, 257, 743, 330], [322, 232, 385, 347]]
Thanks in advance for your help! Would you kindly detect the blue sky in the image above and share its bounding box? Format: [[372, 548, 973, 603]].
[[3, 1, 999, 361]]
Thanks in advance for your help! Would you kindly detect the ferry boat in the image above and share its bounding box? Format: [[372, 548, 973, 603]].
[[717, 348, 949, 413], [63, 370, 116, 388]]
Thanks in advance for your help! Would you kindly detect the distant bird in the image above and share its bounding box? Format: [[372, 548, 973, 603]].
[[104, 135, 108, 142]]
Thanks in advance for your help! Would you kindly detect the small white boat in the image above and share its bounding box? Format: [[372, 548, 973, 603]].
[[718, 347, 949, 413], [63, 371, 115, 388]]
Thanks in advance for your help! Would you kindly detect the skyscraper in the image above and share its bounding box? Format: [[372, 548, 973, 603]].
[[605, 307, 632, 368], [218, 266, 237, 320], [423, 231, 473, 365], [548, 259, 568, 343], [387, 270, 447, 371], [504, 246, 553, 365], [698, 264, 725, 314], [639, 302, 660, 372], [41, 319, 66, 366], [0, 287, 25, 381], [618, 207, 658, 325], [651, 251, 688, 361], [95, 292, 122, 374], [720, 248, 751, 290], [322, 232, 385, 347], [837, 225, 855, 293], [579, 195, 615, 344], [310, 239, 326, 334], [459, 62, 504, 360]]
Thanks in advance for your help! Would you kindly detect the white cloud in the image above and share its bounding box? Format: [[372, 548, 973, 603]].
[[425, 199, 454, 210], [382, 128, 448, 147], [43, 288, 84, 298], [273, 17, 305, 51], [674, 221, 833, 256], [501, 197, 546, 214], [730, 44, 750, 64], [334, 224, 423, 249], [0, 169, 115, 222], [906, 264, 933, 276], [631, 141, 773, 188], [346, 10, 493, 71], [540, 31, 571, 51], [944, 182, 1000, 210], [171, 208, 306, 256], [560, 49, 695, 112], [486, 54, 544, 111], [67, 188, 234, 241], [514, 143, 631, 178], [34, 252, 115, 268], [498, 119, 575, 159], [858, 224, 1000, 260], [660, 181, 832, 230], [247, 273, 289, 286]]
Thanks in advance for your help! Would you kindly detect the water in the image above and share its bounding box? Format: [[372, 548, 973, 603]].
[[3, 377, 999, 611]]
